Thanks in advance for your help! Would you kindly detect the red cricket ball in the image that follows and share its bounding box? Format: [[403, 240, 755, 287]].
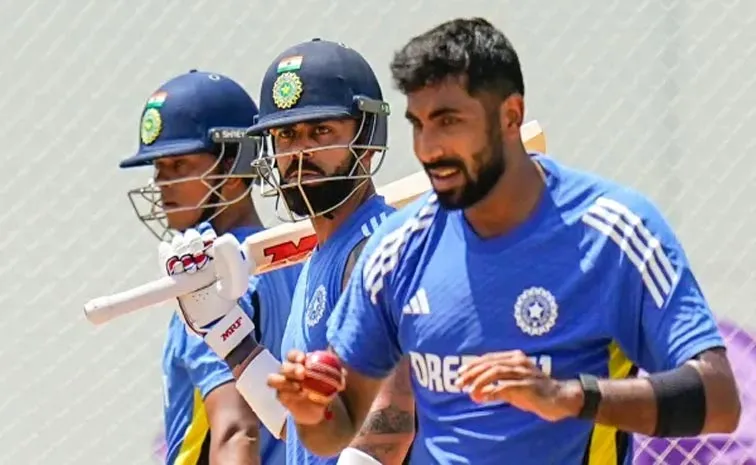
[[301, 350, 344, 404]]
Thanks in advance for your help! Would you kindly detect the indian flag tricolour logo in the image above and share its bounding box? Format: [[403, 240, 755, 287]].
[[277, 56, 303, 73], [146, 92, 167, 109]]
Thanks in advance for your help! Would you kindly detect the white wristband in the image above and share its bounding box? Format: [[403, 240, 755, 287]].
[[235, 348, 288, 439], [204, 305, 255, 359], [337, 448, 382, 465]]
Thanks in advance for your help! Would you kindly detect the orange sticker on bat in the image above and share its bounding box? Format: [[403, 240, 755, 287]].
[[262, 234, 318, 265]]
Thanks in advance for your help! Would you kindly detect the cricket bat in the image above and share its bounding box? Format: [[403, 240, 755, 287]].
[[83, 121, 546, 325]]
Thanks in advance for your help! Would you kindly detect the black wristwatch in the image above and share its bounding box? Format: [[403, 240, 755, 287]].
[[577, 374, 602, 420]]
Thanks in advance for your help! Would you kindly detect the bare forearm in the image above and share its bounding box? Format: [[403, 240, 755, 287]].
[[296, 395, 359, 457], [558, 378, 657, 435], [559, 351, 741, 436], [590, 377, 658, 435], [349, 359, 415, 463]]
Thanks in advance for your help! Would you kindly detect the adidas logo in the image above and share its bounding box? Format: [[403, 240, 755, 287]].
[[402, 288, 430, 315]]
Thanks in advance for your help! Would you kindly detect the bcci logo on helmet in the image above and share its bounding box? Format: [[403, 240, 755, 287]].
[[272, 72, 303, 109], [141, 108, 162, 145]]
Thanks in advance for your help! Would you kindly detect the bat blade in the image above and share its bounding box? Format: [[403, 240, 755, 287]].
[[83, 120, 546, 325]]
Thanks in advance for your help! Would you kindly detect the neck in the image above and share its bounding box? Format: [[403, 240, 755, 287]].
[[211, 200, 264, 235], [463, 148, 545, 239], [310, 181, 375, 245]]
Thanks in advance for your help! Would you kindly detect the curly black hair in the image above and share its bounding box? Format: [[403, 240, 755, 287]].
[[390, 17, 525, 100]]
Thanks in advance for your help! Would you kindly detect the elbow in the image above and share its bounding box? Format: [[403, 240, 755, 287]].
[[714, 363, 743, 434], [711, 392, 742, 434], [212, 419, 261, 459], [229, 423, 262, 443], [706, 375, 742, 435], [695, 349, 742, 435], [725, 401, 742, 434], [221, 414, 261, 443]]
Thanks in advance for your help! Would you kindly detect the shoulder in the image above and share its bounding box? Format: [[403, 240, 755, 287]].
[[356, 198, 396, 239], [578, 178, 681, 253], [358, 192, 441, 298], [362, 191, 438, 256], [548, 158, 687, 299], [582, 185, 685, 298], [538, 154, 679, 243], [340, 199, 398, 290]]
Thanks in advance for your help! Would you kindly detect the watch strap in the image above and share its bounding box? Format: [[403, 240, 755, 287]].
[[577, 373, 602, 420]]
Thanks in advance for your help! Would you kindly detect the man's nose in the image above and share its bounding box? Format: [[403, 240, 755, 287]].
[[414, 128, 444, 165]]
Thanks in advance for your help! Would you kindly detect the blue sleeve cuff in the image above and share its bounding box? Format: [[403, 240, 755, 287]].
[[672, 335, 727, 368], [197, 371, 235, 399]]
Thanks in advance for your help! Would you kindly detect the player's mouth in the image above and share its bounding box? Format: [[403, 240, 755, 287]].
[[286, 171, 325, 184], [427, 167, 462, 191]]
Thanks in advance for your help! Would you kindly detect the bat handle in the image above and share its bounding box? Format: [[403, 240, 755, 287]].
[[83, 269, 217, 325]]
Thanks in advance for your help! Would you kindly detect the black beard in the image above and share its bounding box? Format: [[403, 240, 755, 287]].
[[282, 177, 359, 217], [432, 119, 506, 210], [280, 155, 360, 217]]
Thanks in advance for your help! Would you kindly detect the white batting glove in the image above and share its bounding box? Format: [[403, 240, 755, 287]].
[[158, 225, 252, 346]]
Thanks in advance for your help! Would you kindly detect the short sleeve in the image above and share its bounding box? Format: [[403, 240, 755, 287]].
[[604, 196, 726, 372], [327, 229, 403, 379]]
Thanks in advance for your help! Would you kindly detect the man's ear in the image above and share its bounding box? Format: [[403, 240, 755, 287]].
[[499, 93, 525, 139], [222, 174, 245, 191], [216, 155, 245, 190]]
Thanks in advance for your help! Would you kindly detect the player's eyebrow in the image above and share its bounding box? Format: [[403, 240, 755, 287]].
[[270, 123, 299, 136], [404, 106, 461, 124], [404, 110, 420, 124], [427, 106, 461, 120]]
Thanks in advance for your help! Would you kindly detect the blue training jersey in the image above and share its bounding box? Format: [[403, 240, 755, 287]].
[[327, 155, 725, 465], [281, 195, 394, 465], [162, 226, 302, 465]]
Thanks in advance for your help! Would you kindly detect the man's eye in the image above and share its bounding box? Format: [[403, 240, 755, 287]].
[[314, 125, 331, 135], [277, 129, 294, 139], [440, 116, 459, 126]]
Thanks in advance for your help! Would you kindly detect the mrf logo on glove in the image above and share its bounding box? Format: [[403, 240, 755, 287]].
[[221, 316, 245, 342]]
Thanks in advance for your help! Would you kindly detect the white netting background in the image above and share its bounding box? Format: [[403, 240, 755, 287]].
[[0, 0, 754, 463]]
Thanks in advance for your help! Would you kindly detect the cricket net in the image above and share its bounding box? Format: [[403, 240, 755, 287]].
[[0, 0, 754, 464]]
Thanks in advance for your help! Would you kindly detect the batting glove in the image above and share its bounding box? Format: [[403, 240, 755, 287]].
[[158, 225, 250, 336]]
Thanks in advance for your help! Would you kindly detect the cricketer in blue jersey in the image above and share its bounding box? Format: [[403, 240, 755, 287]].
[[272, 18, 742, 465], [119, 70, 300, 465], [245, 39, 415, 465]]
